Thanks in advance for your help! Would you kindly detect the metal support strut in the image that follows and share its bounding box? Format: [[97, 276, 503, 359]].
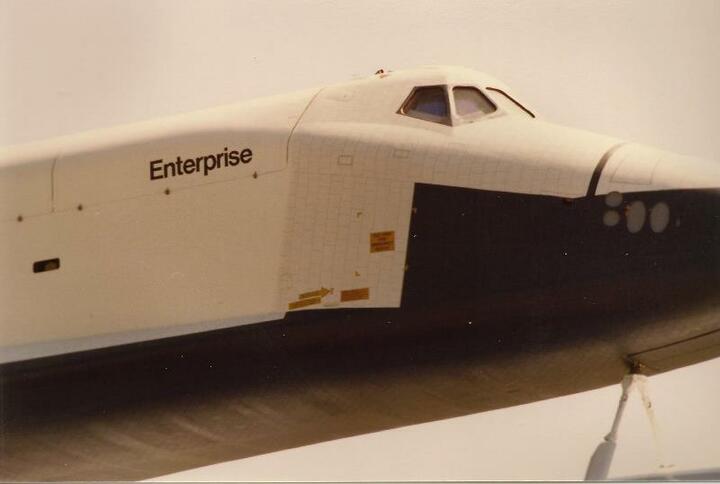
[[584, 373, 643, 480]]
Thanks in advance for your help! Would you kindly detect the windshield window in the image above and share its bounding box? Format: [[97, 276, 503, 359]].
[[400, 86, 450, 124], [453, 86, 496, 117]]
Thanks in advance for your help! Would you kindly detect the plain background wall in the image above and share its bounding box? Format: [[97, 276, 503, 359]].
[[2, 0, 719, 480]]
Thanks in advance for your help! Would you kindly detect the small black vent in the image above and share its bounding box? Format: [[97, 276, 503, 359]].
[[33, 258, 60, 273]]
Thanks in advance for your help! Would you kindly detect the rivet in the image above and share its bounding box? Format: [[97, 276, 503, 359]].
[[164, 188, 171, 195], [17, 215, 23, 222], [252, 172, 258, 179], [77, 204, 83, 211]]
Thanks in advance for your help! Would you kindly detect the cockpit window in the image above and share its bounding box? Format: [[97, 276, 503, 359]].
[[453, 86, 496, 117], [400, 86, 451, 125], [485, 87, 535, 118]]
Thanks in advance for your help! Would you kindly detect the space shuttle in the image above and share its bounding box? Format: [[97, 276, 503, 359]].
[[1, 66, 718, 480]]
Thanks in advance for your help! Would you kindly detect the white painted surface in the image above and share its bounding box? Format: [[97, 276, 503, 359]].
[[0, 170, 291, 348], [2, 0, 719, 480], [0, 65, 626, 359], [0, 92, 318, 356], [596, 143, 720, 194]]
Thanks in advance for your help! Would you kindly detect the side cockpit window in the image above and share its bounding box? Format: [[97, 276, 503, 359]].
[[399, 86, 451, 125], [485, 87, 535, 118], [453, 86, 496, 118]]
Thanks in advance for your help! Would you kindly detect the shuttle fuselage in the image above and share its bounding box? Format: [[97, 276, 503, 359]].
[[1, 66, 719, 480]]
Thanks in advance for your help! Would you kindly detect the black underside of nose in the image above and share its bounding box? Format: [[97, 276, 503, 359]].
[[402, 183, 720, 362]]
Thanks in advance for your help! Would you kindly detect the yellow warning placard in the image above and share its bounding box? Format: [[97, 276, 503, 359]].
[[340, 287, 370, 302], [288, 296, 322, 310], [298, 287, 332, 300], [370, 231, 395, 253]]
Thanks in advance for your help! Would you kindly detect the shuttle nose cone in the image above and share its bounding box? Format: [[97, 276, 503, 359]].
[[595, 143, 720, 197]]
